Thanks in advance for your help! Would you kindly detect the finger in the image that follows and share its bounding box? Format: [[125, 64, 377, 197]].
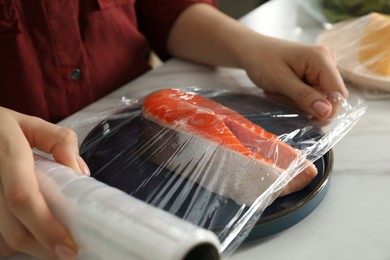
[[22, 116, 80, 172], [0, 208, 55, 259], [305, 45, 349, 99], [0, 234, 16, 257], [0, 115, 78, 259], [6, 109, 89, 176], [0, 185, 56, 259], [1, 153, 78, 259], [277, 66, 333, 119]]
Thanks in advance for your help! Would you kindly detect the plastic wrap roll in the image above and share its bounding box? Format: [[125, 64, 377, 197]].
[[34, 155, 220, 260]]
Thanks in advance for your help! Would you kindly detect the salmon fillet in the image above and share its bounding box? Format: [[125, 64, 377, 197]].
[[140, 89, 317, 206]]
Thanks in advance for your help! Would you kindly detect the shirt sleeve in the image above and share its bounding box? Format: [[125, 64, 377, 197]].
[[135, 0, 218, 61]]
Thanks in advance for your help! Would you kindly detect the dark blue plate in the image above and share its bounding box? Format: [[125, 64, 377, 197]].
[[245, 150, 331, 242], [80, 89, 332, 242]]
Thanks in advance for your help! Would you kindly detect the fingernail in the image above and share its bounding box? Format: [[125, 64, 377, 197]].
[[76, 155, 90, 176], [312, 100, 331, 118], [55, 244, 77, 260]]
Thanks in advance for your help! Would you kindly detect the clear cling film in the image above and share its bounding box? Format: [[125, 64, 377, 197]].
[[35, 87, 366, 258], [317, 12, 390, 98]]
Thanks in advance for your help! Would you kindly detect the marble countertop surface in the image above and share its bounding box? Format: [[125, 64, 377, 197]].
[[4, 0, 390, 259]]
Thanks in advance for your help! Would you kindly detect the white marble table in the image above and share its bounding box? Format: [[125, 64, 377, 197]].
[[4, 0, 390, 259]]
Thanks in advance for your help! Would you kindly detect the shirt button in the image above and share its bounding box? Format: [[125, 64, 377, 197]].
[[71, 68, 81, 80]]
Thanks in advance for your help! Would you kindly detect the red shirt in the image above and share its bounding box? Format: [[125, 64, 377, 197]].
[[0, 0, 216, 122]]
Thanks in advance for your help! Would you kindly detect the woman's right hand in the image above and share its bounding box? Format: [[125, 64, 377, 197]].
[[0, 107, 89, 259]]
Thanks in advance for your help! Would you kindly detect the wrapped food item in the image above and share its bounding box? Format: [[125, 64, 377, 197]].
[[358, 12, 390, 76], [58, 87, 365, 255], [317, 12, 390, 97], [140, 89, 317, 206]]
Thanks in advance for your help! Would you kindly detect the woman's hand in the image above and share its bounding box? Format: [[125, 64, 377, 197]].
[[240, 35, 349, 119], [167, 4, 348, 119], [0, 107, 89, 259]]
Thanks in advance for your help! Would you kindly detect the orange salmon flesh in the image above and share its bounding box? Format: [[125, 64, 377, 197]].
[[141, 89, 318, 204]]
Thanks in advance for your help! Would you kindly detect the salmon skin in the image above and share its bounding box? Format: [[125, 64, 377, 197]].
[[140, 89, 317, 206]]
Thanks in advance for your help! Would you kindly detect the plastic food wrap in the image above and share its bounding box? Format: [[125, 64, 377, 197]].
[[34, 155, 220, 260], [317, 12, 390, 99], [36, 87, 366, 258]]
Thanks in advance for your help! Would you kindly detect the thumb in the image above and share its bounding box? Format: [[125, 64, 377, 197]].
[[298, 86, 332, 119]]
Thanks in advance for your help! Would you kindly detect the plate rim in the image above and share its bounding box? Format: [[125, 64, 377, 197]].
[[243, 150, 333, 242], [257, 150, 332, 225]]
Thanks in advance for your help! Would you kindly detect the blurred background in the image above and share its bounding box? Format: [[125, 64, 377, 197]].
[[218, 0, 390, 21], [217, 0, 269, 18]]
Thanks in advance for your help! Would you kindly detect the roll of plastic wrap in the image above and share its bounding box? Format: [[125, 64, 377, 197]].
[[34, 155, 220, 260]]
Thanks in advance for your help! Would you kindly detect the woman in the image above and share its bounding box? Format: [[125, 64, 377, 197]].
[[0, 1, 347, 259]]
